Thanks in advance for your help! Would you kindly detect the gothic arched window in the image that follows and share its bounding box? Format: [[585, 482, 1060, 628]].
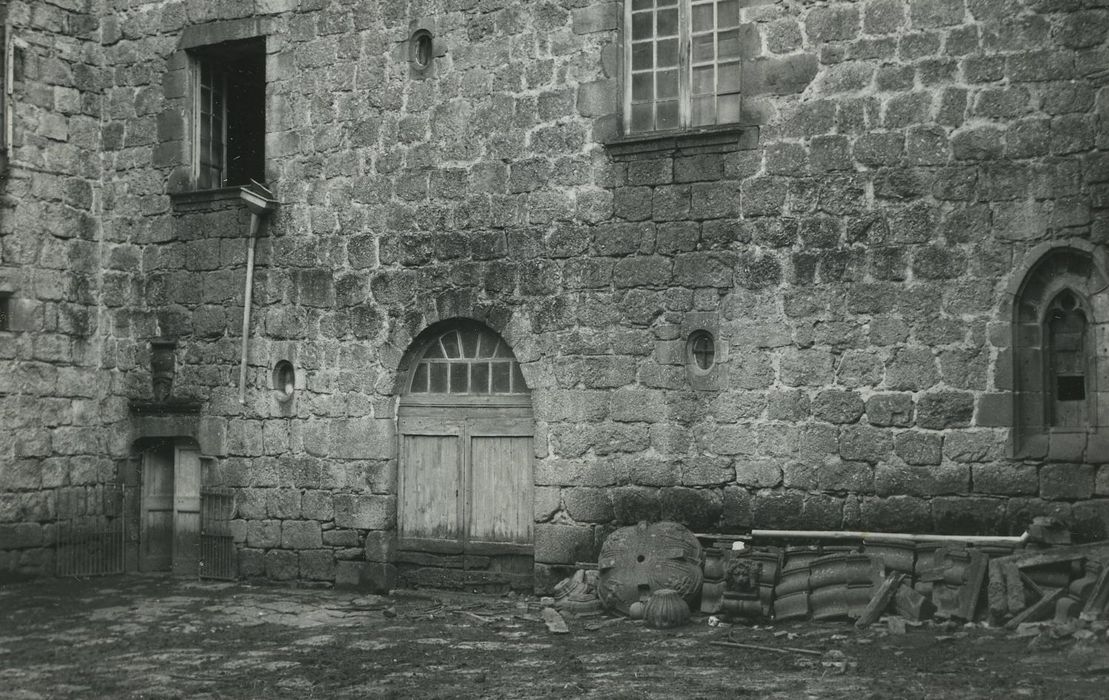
[[1012, 246, 1108, 460]]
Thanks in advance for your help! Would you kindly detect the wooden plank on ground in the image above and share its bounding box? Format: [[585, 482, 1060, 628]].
[[1080, 566, 1109, 621], [894, 581, 928, 621], [1005, 587, 1065, 630], [856, 572, 905, 629], [959, 550, 989, 621], [1004, 561, 1027, 615], [987, 557, 1008, 620]]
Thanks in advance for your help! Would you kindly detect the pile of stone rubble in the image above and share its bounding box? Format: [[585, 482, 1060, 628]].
[[554, 518, 1109, 632]]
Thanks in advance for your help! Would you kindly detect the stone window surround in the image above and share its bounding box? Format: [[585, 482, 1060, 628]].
[[161, 18, 273, 205], [687, 329, 716, 373], [192, 38, 266, 190], [605, 1, 762, 161], [1008, 240, 1109, 462], [623, 0, 749, 133], [0, 276, 29, 332], [272, 360, 296, 403], [682, 312, 728, 391], [407, 18, 447, 80], [1, 13, 8, 172], [0, 289, 10, 331]]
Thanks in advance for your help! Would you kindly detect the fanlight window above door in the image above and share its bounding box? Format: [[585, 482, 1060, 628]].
[[409, 327, 527, 394]]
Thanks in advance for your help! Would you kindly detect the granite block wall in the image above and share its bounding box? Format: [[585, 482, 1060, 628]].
[[0, 0, 111, 578], [3, 0, 1109, 587]]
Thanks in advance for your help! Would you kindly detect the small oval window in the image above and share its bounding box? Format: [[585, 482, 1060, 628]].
[[687, 331, 716, 372], [273, 360, 296, 401], [412, 30, 433, 69]]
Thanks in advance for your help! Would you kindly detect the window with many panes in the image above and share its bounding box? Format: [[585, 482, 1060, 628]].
[[1045, 290, 1089, 427], [626, 0, 743, 134], [409, 326, 527, 395], [191, 38, 265, 189]]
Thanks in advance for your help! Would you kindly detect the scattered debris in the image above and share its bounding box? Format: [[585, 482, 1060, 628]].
[[459, 610, 496, 625], [856, 573, 905, 629], [643, 589, 690, 629], [596, 521, 703, 616], [552, 569, 604, 615], [708, 640, 822, 657], [1082, 566, 1109, 621], [886, 616, 907, 635], [692, 517, 1109, 632], [582, 618, 623, 632], [541, 607, 569, 634], [894, 580, 929, 621], [820, 649, 855, 674], [555, 516, 1109, 659]]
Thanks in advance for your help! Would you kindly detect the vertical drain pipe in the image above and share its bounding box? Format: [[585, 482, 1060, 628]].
[[238, 182, 278, 405]]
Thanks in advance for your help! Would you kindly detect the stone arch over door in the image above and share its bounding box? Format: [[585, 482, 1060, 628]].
[[1010, 242, 1109, 461], [396, 319, 535, 590]]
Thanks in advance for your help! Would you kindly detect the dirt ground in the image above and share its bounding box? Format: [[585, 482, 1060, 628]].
[[1, 576, 1108, 699]]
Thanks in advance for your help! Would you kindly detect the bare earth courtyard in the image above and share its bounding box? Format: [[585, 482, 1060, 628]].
[[0, 577, 1107, 699]]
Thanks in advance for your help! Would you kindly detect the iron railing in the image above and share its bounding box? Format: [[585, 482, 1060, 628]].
[[55, 484, 133, 577]]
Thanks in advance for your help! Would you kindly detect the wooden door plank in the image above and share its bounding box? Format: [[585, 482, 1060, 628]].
[[400, 434, 461, 541], [141, 446, 174, 572], [469, 435, 532, 545], [468, 417, 535, 437], [173, 446, 202, 576], [398, 417, 463, 435]]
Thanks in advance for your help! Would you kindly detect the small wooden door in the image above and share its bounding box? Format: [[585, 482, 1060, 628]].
[[398, 324, 534, 558], [139, 443, 202, 574], [140, 445, 174, 571]]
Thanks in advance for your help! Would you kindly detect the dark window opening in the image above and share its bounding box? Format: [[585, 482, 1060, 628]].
[[413, 31, 433, 68], [273, 360, 295, 400], [1057, 375, 1086, 402], [191, 38, 265, 189], [1, 15, 7, 162], [1046, 289, 1089, 427], [0, 293, 10, 331]]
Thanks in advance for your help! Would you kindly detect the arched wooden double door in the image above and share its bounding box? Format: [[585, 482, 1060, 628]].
[[398, 324, 534, 565]]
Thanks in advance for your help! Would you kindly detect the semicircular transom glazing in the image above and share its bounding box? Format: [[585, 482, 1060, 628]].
[[409, 326, 527, 395]]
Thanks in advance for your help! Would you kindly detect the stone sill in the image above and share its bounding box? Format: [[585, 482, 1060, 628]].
[[169, 186, 247, 212], [1013, 426, 1107, 462], [603, 124, 759, 161]]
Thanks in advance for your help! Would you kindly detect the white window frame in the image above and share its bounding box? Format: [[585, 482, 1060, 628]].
[[192, 55, 228, 189], [623, 0, 744, 135]]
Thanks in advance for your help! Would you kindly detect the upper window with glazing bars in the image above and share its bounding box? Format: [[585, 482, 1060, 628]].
[[625, 0, 743, 134]]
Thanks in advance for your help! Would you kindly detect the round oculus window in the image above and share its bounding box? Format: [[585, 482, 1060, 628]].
[[687, 331, 716, 372]]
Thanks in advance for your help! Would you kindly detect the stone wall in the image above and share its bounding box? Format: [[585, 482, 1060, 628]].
[[3, 0, 1109, 587], [0, 0, 110, 578]]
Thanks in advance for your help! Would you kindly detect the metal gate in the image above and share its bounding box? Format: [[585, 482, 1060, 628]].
[[55, 484, 134, 577], [199, 488, 237, 580]]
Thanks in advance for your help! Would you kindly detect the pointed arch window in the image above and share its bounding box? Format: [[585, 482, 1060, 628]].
[[1012, 245, 1109, 461], [1045, 290, 1089, 427]]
